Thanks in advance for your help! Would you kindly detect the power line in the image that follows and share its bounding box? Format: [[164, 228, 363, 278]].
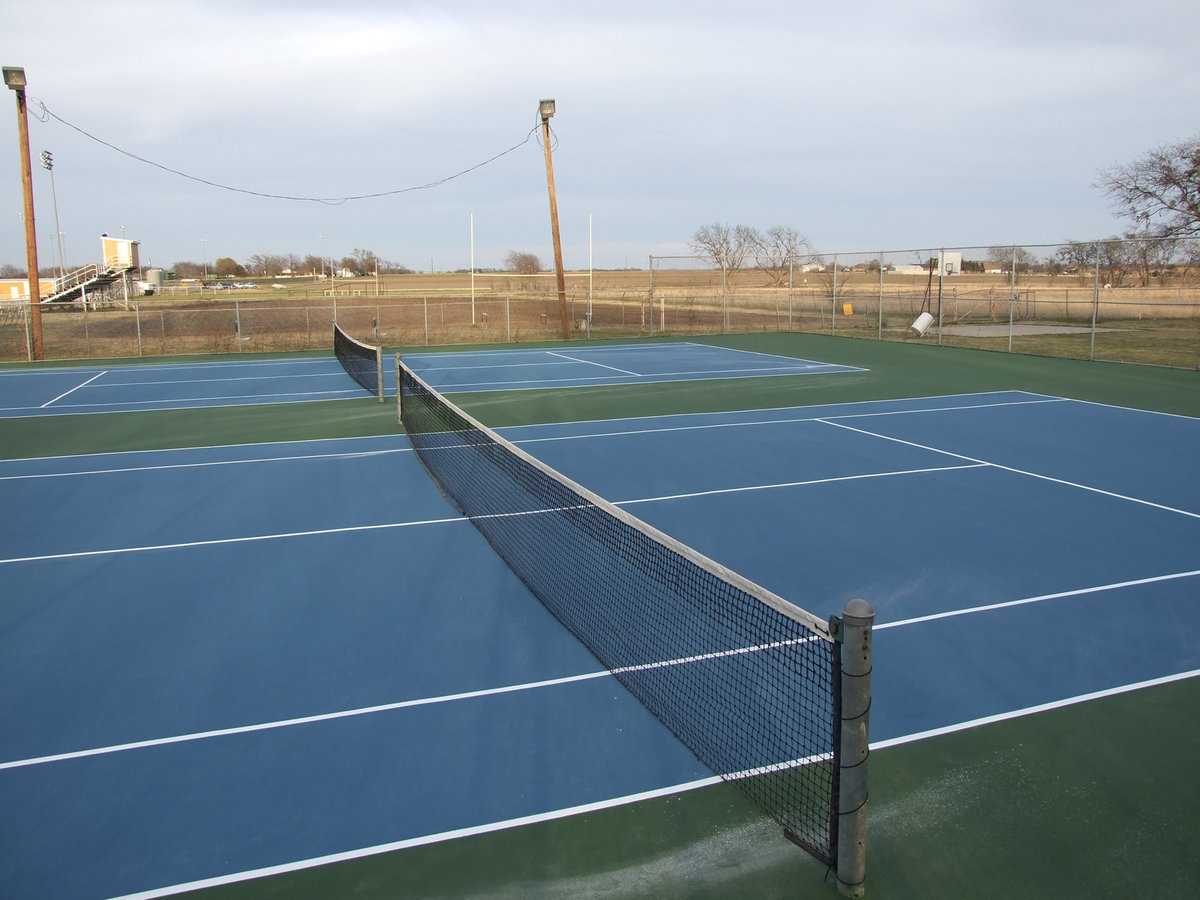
[[31, 99, 540, 205]]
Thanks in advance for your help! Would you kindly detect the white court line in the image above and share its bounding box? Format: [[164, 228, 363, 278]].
[[500, 390, 1060, 434], [39, 388, 362, 410], [2, 392, 367, 419], [547, 349, 641, 376], [873, 668, 1200, 752], [107, 776, 726, 900], [0, 356, 340, 376], [503, 395, 1066, 447], [877, 569, 1200, 631], [615, 463, 988, 507], [106, 666, 1200, 900], [819, 418, 1200, 521], [0, 448, 407, 482], [9, 564, 1195, 773], [0, 432, 401, 468], [0, 515, 466, 566], [0, 669, 612, 772], [427, 364, 851, 393], [96, 372, 348, 388], [41, 370, 106, 407], [2, 634, 820, 772]]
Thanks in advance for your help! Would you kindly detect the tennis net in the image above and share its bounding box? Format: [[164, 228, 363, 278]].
[[398, 357, 847, 867], [333, 323, 384, 401]]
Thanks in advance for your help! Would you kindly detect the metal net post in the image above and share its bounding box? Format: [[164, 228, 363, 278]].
[[837, 598, 874, 897]]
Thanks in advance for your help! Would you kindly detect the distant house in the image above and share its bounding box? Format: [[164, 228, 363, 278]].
[[0, 275, 56, 302]]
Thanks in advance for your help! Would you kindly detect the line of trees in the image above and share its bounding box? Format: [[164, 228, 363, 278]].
[[171, 248, 413, 280]]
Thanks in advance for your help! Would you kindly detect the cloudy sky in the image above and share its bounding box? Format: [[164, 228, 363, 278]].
[[2, 0, 1197, 273]]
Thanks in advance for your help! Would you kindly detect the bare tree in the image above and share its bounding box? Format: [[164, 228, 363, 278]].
[[342, 248, 378, 276], [504, 251, 542, 274], [1097, 134, 1200, 238], [1097, 239, 1136, 287], [749, 225, 812, 286], [172, 261, 203, 279], [688, 223, 758, 278], [987, 246, 1038, 283], [1123, 232, 1178, 287], [247, 254, 287, 277]]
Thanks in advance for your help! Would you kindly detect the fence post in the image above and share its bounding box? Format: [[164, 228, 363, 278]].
[[878, 252, 885, 341], [1090, 243, 1101, 361], [837, 598, 874, 898], [647, 256, 654, 336], [788, 260, 794, 330]]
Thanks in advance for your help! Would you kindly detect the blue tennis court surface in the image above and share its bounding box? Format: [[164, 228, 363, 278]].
[[2, 382, 1197, 897], [0, 357, 370, 417], [401, 341, 863, 391], [0, 343, 858, 417]]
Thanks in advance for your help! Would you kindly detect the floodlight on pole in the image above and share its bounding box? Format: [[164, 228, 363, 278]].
[[5, 64, 43, 360], [40, 149, 66, 280], [539, 98, 570, 339]]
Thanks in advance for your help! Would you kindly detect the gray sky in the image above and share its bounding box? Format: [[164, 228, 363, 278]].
[[3, 0, 1198, 273]]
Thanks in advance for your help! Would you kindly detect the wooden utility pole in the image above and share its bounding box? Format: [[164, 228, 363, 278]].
[[4, 65, 44, 359], [539, 99, 570, 340]]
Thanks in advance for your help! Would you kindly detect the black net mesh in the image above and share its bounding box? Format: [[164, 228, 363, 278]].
[[333, 323, 383, 400], [399, 359, 842, 865]]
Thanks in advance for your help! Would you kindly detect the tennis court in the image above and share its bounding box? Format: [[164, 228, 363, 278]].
[[1, 335, 1197, 899]]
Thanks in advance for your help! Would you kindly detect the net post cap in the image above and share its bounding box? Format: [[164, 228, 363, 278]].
[[841, 598, 875, 626]]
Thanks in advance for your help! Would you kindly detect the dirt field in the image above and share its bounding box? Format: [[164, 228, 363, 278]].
[[3, 266, 1197, 368]]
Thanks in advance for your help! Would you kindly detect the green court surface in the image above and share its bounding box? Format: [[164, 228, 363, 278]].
[[4, 333, 1197, 898]]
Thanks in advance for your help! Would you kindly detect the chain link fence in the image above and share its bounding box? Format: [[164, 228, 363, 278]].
[[3, 238, 1197, 369]]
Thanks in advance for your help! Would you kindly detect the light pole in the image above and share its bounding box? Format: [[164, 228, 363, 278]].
[[4, 65, 43, 359], [39, 150, 66, 280], [201, 238, 208, 279], [539, 99, 570, 340]]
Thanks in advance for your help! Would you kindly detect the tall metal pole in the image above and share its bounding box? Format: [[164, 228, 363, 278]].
[[40, 150, 65, 279], [539, 99, 570, 340], [470, 212, 476, 325], [5, 66, 43, 360]]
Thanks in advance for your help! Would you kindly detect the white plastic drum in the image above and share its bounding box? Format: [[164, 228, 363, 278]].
[[910, 312, 934, 336]]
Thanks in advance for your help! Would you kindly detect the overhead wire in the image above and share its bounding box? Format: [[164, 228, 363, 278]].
[[29, 98, 541, 205]]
